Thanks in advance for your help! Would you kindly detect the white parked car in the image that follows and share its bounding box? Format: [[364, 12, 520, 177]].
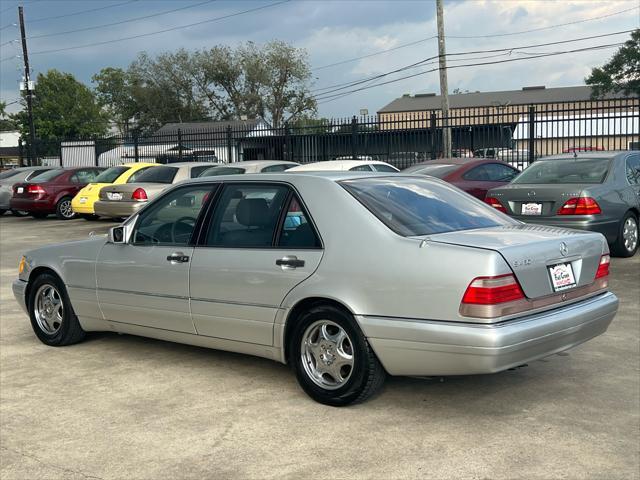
[[288, 160, 399, 173]]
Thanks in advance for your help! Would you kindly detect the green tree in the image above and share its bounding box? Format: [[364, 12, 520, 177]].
[[586, 29, 640, 98], [92, 67, 138, 135], [13, 70, 108, 139], [0, 101, 18, 131]]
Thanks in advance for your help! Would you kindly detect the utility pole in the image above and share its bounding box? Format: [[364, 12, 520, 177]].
[[19, 6, 37, 166], [436, 0, 451, 158]]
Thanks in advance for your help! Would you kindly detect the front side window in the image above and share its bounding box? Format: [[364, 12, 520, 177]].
[[342, 177, 516, 237], [134, 166, 178, 184], [206, 184, 289, 247], [133, 185, 213, 246], [626, 154, 640, 185], [512, 158, 611, 184], [94, 166, 129, 183], [278, 195, 321, 248]]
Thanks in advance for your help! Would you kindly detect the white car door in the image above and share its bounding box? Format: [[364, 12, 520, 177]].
[[96, 184, 216, 333], [189, 182, 323, 345]]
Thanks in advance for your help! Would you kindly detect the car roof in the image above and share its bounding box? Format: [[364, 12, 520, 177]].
[[288, 160, 395, 171], [153, 161, 218, 168], [184, 171, 419, 185], [534, 151, 625, 161], [204, 160, 299, 168], [407, 158, 508, 167]]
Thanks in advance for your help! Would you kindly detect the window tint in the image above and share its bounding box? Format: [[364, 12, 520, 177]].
[[134, 166, 178, 184], [626, 155, 640, 185], [190, 165, 213, 178], [31, 169, 64, 182], [349, 165, 373, 171], [278, 195, 321, 248], [261, 164, 294, 173], [71, 169, 100, 184], [483, 163, 518, 182], [513, 158, 611, 184], [126, 166, 153, 183], [206, 184, 288, 247], [133, 185, 212, 246], [405, 164, 458, 178], [0, 169, 22, 180], [199, 166, 245, 177], [94, 166, 129, 183], [342, 177, 515, 237], [372, 164, 399, 172], [463, 165, 490, 181]]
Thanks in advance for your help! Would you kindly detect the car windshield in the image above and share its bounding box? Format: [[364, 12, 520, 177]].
[[31, 169, 64, 182], [134, 166, 178, 183], [403, 164, 458, 178], [512, 157, 611, 184], [93, 166, 129, 183], [199, 166, 245, 177], [341, 177, 515, 236], [0, 169, 22, 180]]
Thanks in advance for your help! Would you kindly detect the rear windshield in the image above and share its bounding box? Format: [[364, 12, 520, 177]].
[[134, 166, 178, 184], [198, 166, 245, 177], [0, 169, 21, 180], [342, 177, 514, 236], [373, 164, 399, 172], [403, 164, 458, 178], [512, 157, 611, 184], [94, 166, 129, 183], [31, 169, 64, 182]]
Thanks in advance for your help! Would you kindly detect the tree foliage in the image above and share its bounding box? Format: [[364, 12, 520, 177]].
[[13, 70, 108, 140], [586, 29, 640, 98], [0, 101, 17, 131]]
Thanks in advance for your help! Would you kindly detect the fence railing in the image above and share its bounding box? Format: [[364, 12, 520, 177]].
[[19, 98, 639, 171]]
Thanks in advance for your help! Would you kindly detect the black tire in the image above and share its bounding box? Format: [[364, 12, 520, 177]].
[[0, 209, 6, 216], [55, 196, 75, 220], [80, 214, 99, 221], [11, 209, 29, 217], [28, 273, 86, 346], [611, 211, 639, 258], [289, 305, 386, 406], [30, 212, 48, 219]]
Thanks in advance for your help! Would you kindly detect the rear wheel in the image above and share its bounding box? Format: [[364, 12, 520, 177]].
[[611, 212, 638, 258], [290, 305, 386, 406], [28, 273, 86, 346], [11, 209, 29, 217], [55, 196, 75, 220]]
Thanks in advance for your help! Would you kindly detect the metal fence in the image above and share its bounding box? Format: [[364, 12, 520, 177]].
[[20, 98, 639, 171]]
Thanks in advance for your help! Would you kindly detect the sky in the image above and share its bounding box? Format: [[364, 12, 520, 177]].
[[0, 0, 638, 120]]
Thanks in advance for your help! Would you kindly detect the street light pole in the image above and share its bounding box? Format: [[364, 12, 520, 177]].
[[436, 0, 451, 158], [19, 6, 37, 166]]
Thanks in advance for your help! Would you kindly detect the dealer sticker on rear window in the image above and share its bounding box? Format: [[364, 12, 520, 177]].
[[548, 262, 576, 292]]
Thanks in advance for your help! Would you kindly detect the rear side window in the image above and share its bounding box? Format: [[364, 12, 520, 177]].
[[278, 195, 321, 248], [199, 167, 245, 177], [94, 166, 129, 183], [513, 158, 611, 184], [626, 154, 640, 185], [342, 177, 515, 236], [134, 166, 178, 184]]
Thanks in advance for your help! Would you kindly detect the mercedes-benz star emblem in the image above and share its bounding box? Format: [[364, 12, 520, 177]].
[[559, 242, 569, 256], [527, 190, 536, 196]]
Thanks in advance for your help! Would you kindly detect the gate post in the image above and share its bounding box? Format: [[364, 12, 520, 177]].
[[177, 128, 183, 162], [284, 122, 291, 162], [528, 105, 536, 164], [133, 133, 139, 163], [430, 112, 437, 159], [351, 116, 357, 159], [226, 125, 233, 163]]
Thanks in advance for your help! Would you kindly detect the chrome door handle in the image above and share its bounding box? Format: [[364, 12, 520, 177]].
[[167, 252, 190, 263], [276, 256, 305, 268]]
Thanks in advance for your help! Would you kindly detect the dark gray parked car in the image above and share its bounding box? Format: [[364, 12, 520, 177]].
[[0, 166, 55, 216], [486, 151, 640, 257]]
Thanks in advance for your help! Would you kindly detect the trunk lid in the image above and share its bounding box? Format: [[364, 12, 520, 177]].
[[12, 182, 45, 198], [426, 224, 606, 299], [99, 183, 169, 201], [489, 184, 585, 217]]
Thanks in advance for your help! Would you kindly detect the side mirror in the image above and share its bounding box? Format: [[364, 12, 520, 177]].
[[108, 226, 125, 244]]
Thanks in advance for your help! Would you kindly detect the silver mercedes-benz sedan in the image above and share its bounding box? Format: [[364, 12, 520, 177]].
[[13, 172, 618, 406]]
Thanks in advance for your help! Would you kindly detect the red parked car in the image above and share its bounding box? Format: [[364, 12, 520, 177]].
[[402, 158, 519, 200], [10, 167, 105, 219]]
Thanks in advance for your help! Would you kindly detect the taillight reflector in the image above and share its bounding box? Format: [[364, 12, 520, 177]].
[[557, 197, 601, 215], [26, 185, 45, 194], [461, 274, 525, 305], [131, 188, 147, 201], [595, 254, 610, 279], [484, 196, 507, 213]]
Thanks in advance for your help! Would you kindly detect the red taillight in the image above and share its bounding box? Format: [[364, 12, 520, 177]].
[[557, 197, 601, 215], [595, 254, 610, 279], [484, 196, 507, 213], [131, 188, 147, 201], [26, 185, 46, 194], [461, 274, 525, 305]]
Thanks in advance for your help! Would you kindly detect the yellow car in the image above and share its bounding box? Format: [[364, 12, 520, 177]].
[[71, 163, 157, 219]]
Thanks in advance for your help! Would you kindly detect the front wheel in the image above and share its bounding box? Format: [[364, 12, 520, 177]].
[[290, 305, 386, 406], [28, 273, 86, 346], [55, 196, 75, 220], [611, 212, 638, 257]]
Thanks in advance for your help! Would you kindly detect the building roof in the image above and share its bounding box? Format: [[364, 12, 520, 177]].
[[155, 119, 266, 135], [377, 86, 635, 114]]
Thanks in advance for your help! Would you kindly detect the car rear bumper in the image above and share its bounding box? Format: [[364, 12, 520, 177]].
[[12, 279, 28, 314], [9, 197, 54, 213], [71, 198, 95, 214], [357, 291, 618, 376], [513, 216, 619, 243], [94, 200, 144, 218]]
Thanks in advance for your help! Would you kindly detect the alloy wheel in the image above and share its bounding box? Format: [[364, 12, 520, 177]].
[[34, 284, 64, 334], [623, 216, 638, 253], [59, 200, 74, 218], [300, 320, 354, 390]]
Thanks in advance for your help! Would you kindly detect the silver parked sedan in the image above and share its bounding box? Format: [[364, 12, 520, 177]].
[[13, 173, 618, 405], [486, 151, 640, 257]]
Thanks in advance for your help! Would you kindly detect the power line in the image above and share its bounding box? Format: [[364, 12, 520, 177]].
[[315, 43, 624, 104], [28, 0, 217, 40], [312, 5, 639, 71], [28, 0, 139, 24], [29, 0, 291, 55], [312, 29, 634, 96]]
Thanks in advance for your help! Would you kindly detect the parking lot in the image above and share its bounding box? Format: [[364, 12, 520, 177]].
[[0, 214, 638, 479]]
